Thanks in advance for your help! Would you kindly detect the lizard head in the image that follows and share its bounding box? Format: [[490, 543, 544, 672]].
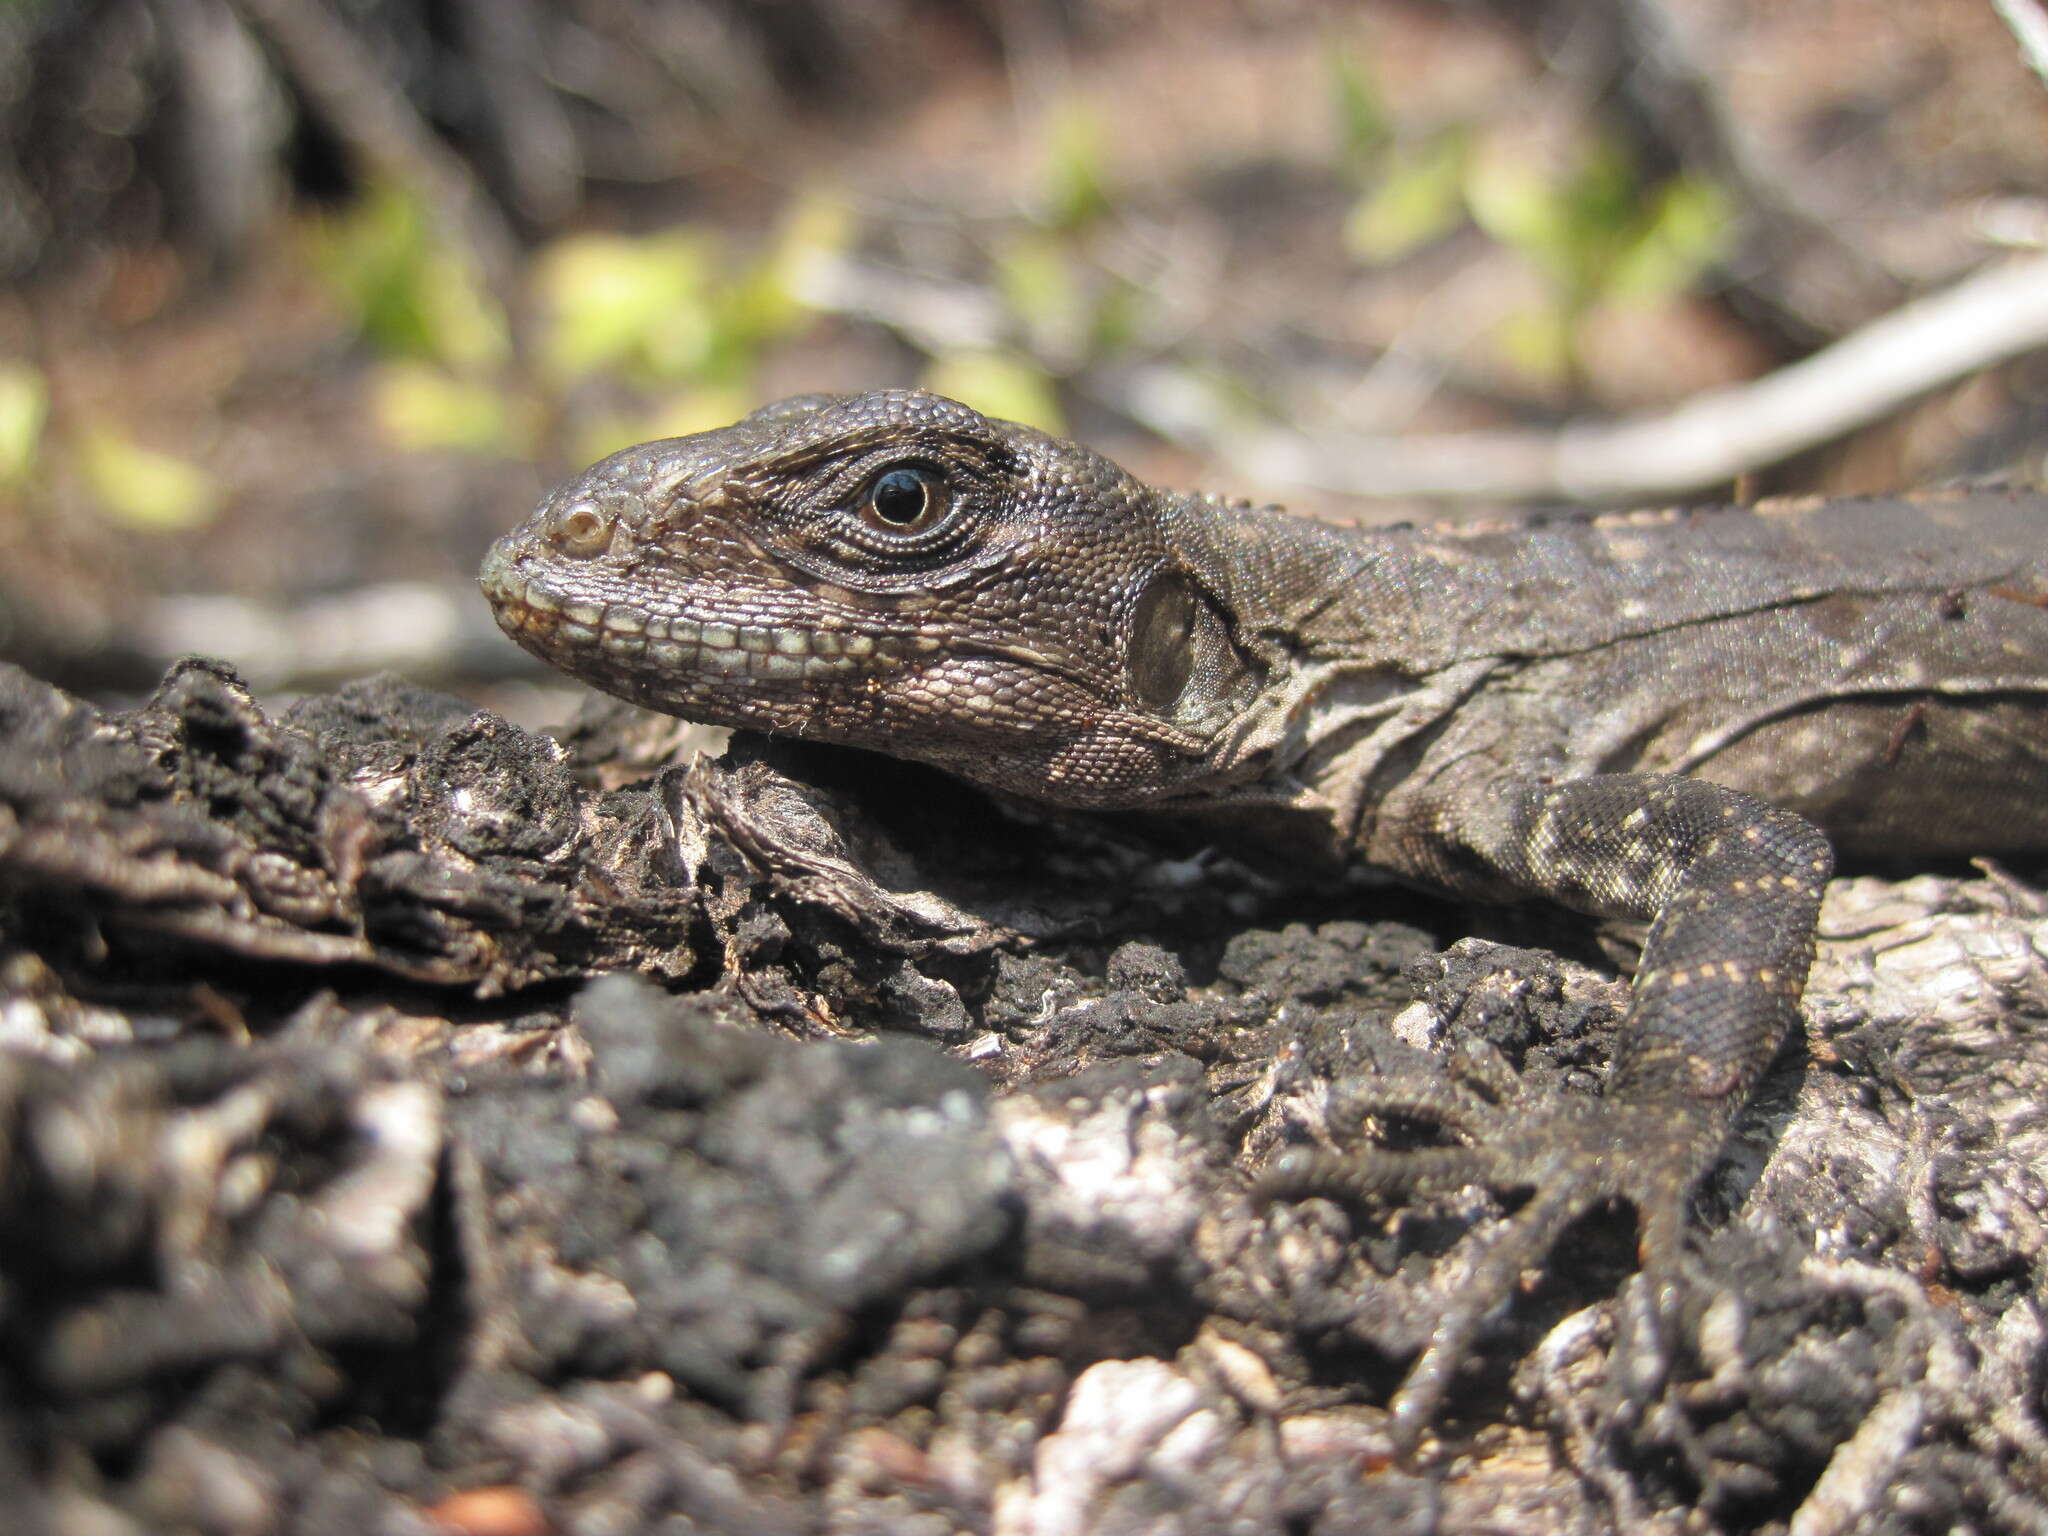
[[481, 389, 1269, 807]]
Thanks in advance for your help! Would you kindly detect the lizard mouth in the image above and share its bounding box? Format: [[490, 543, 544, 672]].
[[481, 543, 938, 687]]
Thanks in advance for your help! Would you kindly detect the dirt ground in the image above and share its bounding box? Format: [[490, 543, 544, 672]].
[[4, 3, 2048, 1533]]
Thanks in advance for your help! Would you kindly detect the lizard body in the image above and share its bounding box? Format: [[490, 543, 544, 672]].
[[481, 389, 2048, 1442]]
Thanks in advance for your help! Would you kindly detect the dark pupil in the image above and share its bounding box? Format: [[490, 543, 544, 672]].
[[872, 469, 929, 525]]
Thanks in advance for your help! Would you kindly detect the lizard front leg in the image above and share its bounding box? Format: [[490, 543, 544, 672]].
[[1268, 773, 1833, 1447]]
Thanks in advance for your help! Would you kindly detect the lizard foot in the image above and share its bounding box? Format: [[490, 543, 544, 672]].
[[1259, 1080, 1726, 1454]]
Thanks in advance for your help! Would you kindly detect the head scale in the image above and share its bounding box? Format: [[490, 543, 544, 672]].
[[481, 390, 1266, 806]]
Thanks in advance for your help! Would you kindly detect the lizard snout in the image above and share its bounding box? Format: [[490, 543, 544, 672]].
[[477, 533, 525, 600]]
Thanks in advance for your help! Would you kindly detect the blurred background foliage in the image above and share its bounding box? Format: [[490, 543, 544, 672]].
[[1, 0, 2046, 698]]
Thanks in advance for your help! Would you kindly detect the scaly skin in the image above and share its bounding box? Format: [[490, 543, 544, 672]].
[[482, 389, 2048, 1446]]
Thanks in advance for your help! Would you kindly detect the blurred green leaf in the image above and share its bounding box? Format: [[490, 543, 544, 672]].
[[569, 384, 758, 470], [996, 234, 1081, 336], [1466, 135, 1734, 387], [1494, 306, 1575, 388], [371, 361, 511, 453], [77, 426, 218, 531], [0, 359, 47, 484], [920, 353, 1064, 435], [415, 251, 509, 370], [1088, 278, 1143, 356], [752, 189, 853, 330], [775, 189, 856, 271], [1468, 137, 1728, 306], [1609, 175, 1735, 300], [1039, 105, 1112, 231], [536, 201, 840, 395], [1345, 128, 1470, 263], [994, 231, 1100, 365], [715, 263, 803, 381], [535, 231, 714, 385], [1329, 48, 1391, 171], [641, 384, 760, 443], [306, 182, 508, 369], [1464, 149, 1580, 290], [567, 415, 646, 472]]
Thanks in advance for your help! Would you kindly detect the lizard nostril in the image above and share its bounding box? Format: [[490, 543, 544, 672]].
[[550, 501, 613, 557]]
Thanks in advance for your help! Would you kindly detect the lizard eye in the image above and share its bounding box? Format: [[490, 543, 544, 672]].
[[858, 465, 950, 535]]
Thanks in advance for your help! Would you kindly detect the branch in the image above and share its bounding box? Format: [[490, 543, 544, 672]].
[[1123, 254, 2048, 503], [1990, 0, 2048, 92]]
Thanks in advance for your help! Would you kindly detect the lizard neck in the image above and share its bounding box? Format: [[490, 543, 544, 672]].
[[1155, 496, 1496, 841]]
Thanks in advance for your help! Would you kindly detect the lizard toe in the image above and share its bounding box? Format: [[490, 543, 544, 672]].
[[1263, 1092, 1728, 1455]]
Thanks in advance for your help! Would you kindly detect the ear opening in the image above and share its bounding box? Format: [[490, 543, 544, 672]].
[[1129, 571, 1200, 711]]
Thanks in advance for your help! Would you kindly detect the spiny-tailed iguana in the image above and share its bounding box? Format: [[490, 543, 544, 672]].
[[480, 388, 2048, 1443]]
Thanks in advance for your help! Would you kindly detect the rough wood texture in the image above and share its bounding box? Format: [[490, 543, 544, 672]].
[[1, 657, 2045, 1532]]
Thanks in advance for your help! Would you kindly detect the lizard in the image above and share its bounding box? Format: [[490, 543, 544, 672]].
[[479, 387, 2048, 1445]]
